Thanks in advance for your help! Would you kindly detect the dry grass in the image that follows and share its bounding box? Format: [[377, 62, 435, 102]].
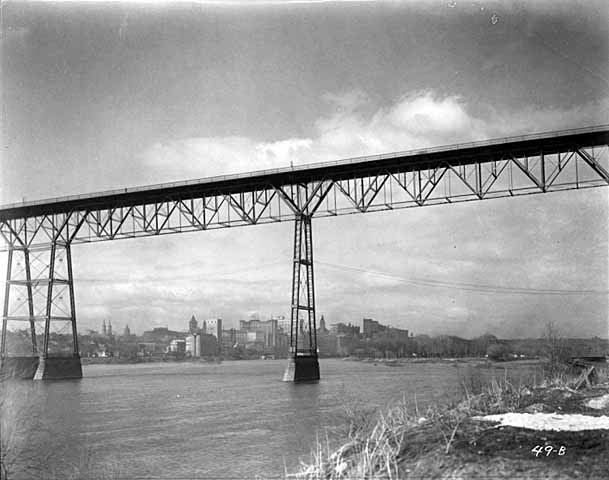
[[288, 365, 597, 480]]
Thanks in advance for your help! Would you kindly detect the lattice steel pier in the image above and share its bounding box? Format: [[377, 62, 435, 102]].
[[1, 126, 608, 380]]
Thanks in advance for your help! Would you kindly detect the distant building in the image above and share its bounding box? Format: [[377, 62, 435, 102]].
[[169, 339, 186, 354], [387, 327, 409, 340], [274, 315, 290, 333], [200, 333, 219, 356], [318, 315, 329, 334], [137, 342, 160, 356], [330, 322, 360, 337], [204, 318, 223, 340], [102, 320, 107, 337], [142, 327, 184, 345], [363, 317, 408, 340], [107, 320, 113, 337], [240, 318, 278, 348], [221, 328, 249, 347], [363, 318, 382, 337], [246, 331, 265, 343], [186, 334, 200, 357], [221, 329, 236, 349], [123, 324, 131, 337], [189, 315, 198, 334]]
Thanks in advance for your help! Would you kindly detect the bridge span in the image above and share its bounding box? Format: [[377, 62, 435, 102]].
[[1, 126, 608, 380]]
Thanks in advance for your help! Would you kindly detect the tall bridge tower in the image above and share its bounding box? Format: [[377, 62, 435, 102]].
[[283, 214, 320, 381], [1, 244, 81, 379], [1, 126, 608, 381]]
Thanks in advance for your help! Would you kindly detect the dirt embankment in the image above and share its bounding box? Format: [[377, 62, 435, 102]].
[[404, 384, 609, 479], [291, 376, 609, 480]]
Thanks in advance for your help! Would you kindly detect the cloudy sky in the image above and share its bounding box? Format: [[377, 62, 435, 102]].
[[1, 0, 608, 337]]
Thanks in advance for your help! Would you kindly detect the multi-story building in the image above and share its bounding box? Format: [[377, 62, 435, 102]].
[[235, 329, 248, 345], [363, 318, 383, 337], [363, 318, 408, 340], [142, 327, 184, 344], [274, 315, 290, 333], [186, 333, 220, 356], [200, 333, 219, 356], [137, 342, 162, 356], [330, 322, 360, 337], [246, 331, 265, 343], [240, 318, 278, 348], [204, 318, 223, 340], [387, 327, 409, 340]]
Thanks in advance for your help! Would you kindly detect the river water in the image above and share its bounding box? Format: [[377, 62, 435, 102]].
[[1, 359, 536, 479]]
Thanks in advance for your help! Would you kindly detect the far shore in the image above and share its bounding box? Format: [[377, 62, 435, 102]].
[[342, 356, 543, 367], [80, 355, 543, 368]]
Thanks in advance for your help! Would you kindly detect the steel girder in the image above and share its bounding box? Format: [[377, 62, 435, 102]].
[[0, 145, 607, 251]]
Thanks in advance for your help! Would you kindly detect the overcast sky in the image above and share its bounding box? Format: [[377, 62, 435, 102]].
[[1, 0, 608, 337]]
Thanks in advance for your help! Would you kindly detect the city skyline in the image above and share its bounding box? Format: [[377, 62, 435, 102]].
[[81, 313, 607, 340], [1, 1, 607, 339]]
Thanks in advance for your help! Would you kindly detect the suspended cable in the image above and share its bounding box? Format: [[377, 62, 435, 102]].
[[316, 260, 608, 296]]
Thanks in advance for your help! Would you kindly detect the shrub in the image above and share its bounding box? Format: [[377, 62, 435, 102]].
[[486, 343, 510, 361]]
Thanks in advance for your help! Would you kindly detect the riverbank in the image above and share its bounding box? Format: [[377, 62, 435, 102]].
[[290, 365, 609, 479], [80, 356, 223, 365], [343, 355, 543, 368]]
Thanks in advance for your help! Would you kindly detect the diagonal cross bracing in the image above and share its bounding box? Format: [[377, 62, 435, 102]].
[[0, 126, 607, 249]]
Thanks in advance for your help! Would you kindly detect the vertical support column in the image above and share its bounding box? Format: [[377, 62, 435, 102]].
[[23, 249, 38, 354], [1, 247, 40, 378], [540, 148, 546, 192], [34, 243, 82, 380], [66, 244, 79, 357], [41, 243, 56, 358], [1, 248, 12, 358], [283, 214, 320, 382]]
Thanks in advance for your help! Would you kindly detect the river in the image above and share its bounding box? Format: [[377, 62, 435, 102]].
[[1, 359, 537, 479]]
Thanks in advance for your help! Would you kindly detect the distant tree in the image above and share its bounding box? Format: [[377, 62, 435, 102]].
[[486, 343, 510, 361], [472, 334, 498, 357], [542, 321, 571, 377]]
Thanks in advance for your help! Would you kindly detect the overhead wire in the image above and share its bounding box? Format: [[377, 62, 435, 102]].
[[315, 260, 609, 296]]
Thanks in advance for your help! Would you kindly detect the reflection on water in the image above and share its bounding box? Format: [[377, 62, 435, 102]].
[[0, 359, 537, 479]]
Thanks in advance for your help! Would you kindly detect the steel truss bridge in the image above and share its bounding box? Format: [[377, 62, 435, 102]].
[[1, 126, 608, 380]]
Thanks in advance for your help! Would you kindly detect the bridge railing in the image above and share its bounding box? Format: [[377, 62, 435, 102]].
[[2, 125, 607, 211]]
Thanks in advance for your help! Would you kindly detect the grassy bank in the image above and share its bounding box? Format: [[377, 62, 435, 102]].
[[289, 364, 609, 479]]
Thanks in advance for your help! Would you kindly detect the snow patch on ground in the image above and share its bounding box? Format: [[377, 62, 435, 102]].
[[472, 413, 609, 431], [585, 394, 609, 410]]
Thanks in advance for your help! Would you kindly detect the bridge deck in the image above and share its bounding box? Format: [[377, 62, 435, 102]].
[[1, 126, 607, 222]]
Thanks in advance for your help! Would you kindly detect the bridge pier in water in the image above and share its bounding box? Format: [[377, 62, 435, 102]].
[[1, 243, 82, 380], [283, 214, 320, 382]]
